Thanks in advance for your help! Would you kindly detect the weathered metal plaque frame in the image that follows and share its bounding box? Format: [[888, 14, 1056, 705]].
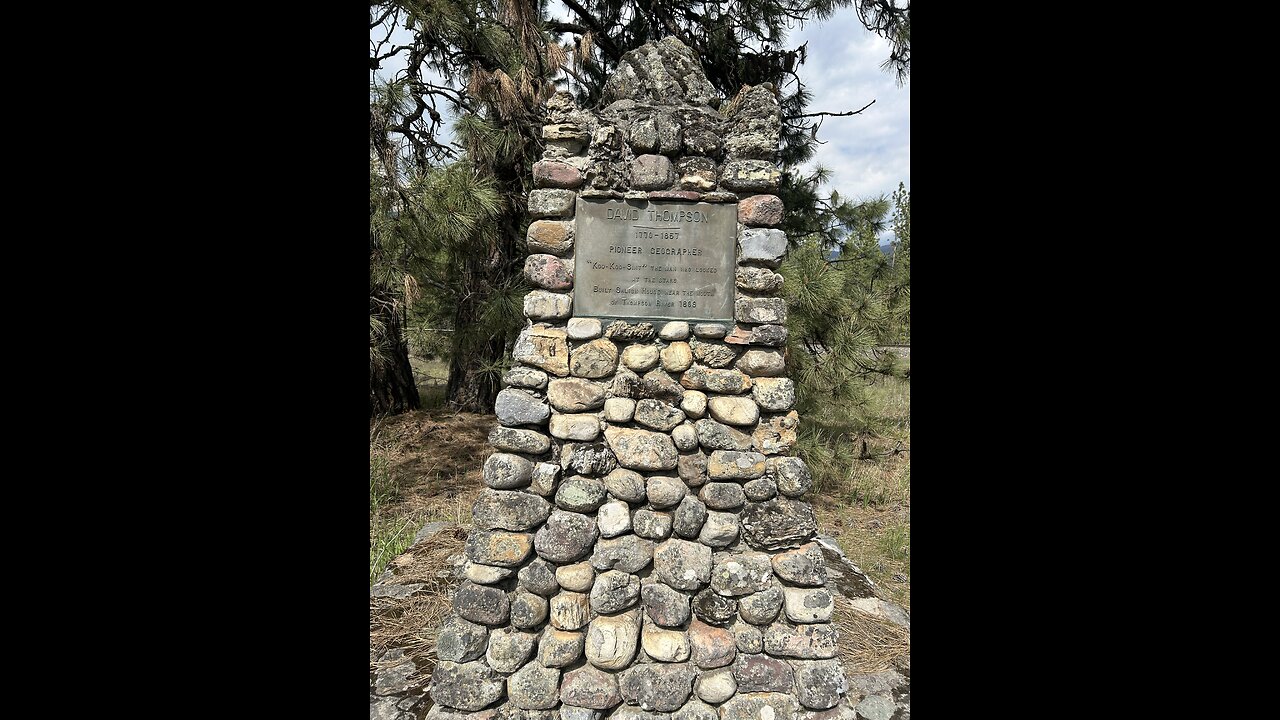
[[572, 198, 736, 322]]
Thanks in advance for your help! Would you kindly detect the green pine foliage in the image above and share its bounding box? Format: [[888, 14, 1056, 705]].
[[781, 177, 910, 486]]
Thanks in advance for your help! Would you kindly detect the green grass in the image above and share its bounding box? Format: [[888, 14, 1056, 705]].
[[370, 436, 425, 585]]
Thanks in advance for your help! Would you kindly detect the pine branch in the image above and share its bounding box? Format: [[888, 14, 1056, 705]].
[[784, 99, 876, 120], [559, 0, 623, 61]]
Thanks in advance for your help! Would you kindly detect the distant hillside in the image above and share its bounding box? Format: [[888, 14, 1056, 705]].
[[880, 243, 894, 257]]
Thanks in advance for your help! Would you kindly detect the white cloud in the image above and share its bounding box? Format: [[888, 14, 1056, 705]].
[[790, 10, 910, 233]]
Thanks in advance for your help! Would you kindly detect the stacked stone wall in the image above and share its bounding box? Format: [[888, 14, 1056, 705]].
[[428, 37, 856, 720]]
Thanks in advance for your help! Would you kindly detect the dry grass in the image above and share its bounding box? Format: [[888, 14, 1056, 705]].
[[834, 594, 911, 674], [370, 526, 468, 677]]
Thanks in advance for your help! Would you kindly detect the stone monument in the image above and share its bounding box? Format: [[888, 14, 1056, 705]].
[[427, 37, 859, 720]]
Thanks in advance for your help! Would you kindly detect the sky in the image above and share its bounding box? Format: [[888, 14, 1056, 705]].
[[371, 5, 909, 238]]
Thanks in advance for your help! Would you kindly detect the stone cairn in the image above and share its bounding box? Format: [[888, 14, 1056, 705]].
[[428, 38, 856, 720]]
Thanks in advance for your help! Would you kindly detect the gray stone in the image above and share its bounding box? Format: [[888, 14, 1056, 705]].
[[601, 36, 720, 107], [496, 389, 551, 427], [530, 462, 561, 496], [453, 581, 510, 625], [528, 188, 577, 218], [604, 468, 648, 503], [718, 693, 798, 720], [591, 533, 655, 573], [641, 367, 686, 403], [736, 349, 785, 377], [507, 662, 561, 710], [694, 419, 753, 452], [465, 562, 513, 585], [538, 629, 585, 668], [653, 538, 713, 591], [671, 699, 717, 720], [430, 661, 504, 711], [690, 339, 738, 368], [854, 695, 894, 720], [550, 591, 592, 630], [735, 265, 784, 293], [771, 543, 826, 587], [686, 619, 735, 669], [634, 398, 686, 432], [557, 476, 609, 512], [740, 498, 817, 550], [672, 423, 699, 451], [737, 584, 784, 625], [733, 623, 763, 653], [518, 557, 561, 596], [642, 581, 691, 627], [711, 553, 774, 597], [535, 509, 600, 562], [698, 483, 745, 511], [631, 117, 659, 153], [511, 589, 551, 629], [592, 569, 643, 614], [559, 708, 603, 720], [618, 662, 697, 712], [783, 587, 834, 624], [672, 496, 707, 539], [473, 490, 553, 531], [643, 620, 691, 662], [585, 607, 642, 669], [792, 659, 846, 710], [694, 667, 736, 704], [423, 707, 499, 720], [707, 450, 767, 479], [751, 378, 795, 412], [436, 615, 489, 663], [489, 426, 553, 455], [771, 456, 813, 498], [696, 511, 740, 548], [659, 321, 690, 340], [601, 708, 668, 720], [632, 154, 674, 189], [604, 321, 657, 341], [680, 366, 752, 395], [524, 290, 573, 321], [556, 561, 596, 592], [612, 365, 642, 398], [692, 323, 727, 339], [483, 453, 535, 490], [647, 475, 688, 509], [504, 366, 549, 390], [733, 654, 793, 693], [743, 477, 777, 501], [721, 159, 782, 192], [572, 338, 620, 379], [677, 451, 709, 487], [514, 326, 570, 377], [734, 297, 788, 325], [604, 397, 637, 422], [737, 228, 788, 267], [561, 665, 623, 709], [762, 624, 839, 659], [548, 378, 609, 412], [568, 317, 603, 340], [485, 626, 538, 672], [634, 509, 674, 540], [465, 530, 535, 569], [751, 325, 788, 347], [598, 500, 633, 537], [551, 413, 603, 441], [561, 442, 619, 477], [606, 427, 679, 471], [691, 587, 737, 626]]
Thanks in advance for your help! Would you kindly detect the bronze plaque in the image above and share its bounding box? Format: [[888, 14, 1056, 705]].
[[573, 198, 736, 322]]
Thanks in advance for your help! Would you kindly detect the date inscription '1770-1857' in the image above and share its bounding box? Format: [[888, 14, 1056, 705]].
[[572, 198, 736, 321]]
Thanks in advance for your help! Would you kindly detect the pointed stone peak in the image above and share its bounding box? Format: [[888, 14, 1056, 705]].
[[602, 37, 722, 109]]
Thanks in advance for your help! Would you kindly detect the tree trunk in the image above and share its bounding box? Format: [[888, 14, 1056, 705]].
[[370, 291, 421, 417]]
